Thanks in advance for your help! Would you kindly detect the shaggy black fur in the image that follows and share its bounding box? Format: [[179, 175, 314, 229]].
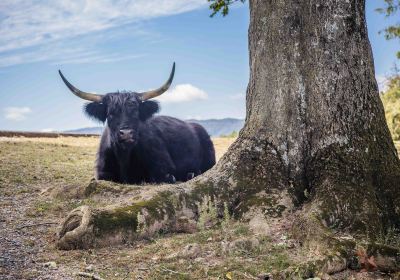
[[84, 91, 216, 184]]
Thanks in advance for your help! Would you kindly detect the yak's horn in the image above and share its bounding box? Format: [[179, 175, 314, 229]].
[[139, 62, 175, 101], [58, 70, 103, 102]]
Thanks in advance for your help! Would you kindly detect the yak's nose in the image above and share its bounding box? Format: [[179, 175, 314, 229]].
[[119, 129, 133, 140]]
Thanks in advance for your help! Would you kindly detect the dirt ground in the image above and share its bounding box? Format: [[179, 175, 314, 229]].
[[0, 136, 399, 280]]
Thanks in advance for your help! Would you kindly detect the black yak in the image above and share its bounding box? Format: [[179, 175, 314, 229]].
[[59, 63, 215, 184]]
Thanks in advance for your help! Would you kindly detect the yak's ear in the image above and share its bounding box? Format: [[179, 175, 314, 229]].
[[139, 100, 159, 121], [84, 102, 107, 123]]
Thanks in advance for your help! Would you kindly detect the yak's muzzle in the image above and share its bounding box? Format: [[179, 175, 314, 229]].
[[118, 129, 134, 143]]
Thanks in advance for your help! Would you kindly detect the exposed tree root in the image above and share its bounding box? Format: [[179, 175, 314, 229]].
[[57, 206, 94, 250], [57, 181, 201, 249], [56, 179, 400, 277]]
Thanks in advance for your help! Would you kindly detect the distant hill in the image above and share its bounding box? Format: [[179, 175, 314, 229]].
[[186, 118, 244, 137], [65, 126, 104, 135], [65, 118, 244, 137]]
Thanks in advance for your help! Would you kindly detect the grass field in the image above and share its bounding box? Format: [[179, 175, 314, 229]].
[[0, 136, 399, 280], [0, 136, 254, 280]]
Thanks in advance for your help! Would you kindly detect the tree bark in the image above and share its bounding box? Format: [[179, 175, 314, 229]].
[[240, 0, 400, 236], [58, 0, 400, 271]]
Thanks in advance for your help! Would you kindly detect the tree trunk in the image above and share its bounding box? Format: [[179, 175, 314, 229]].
[[240, 0, 400, 235], [58, 0, 400, 272]]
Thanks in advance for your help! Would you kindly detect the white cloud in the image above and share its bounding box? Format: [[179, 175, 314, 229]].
[[54, 53, 145, 66], [0, 0, 206, 67], [0, 38, 146, 68], [155, 84, 208, 103], [376, 75, 389, 93], [4, 107, 32, 121]]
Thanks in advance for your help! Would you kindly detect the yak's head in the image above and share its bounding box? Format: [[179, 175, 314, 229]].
[[59, 63, 175, 146]]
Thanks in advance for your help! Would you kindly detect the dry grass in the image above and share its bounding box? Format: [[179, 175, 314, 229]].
[[1, 136, 399, 280], [0, 135, 236, 161], [212, 137, 236, 161], [0, 135, 99, 147], [0, 136, 235, 197]]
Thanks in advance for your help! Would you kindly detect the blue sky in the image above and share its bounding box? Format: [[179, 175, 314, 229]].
[[0, 0, 398, 132]]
